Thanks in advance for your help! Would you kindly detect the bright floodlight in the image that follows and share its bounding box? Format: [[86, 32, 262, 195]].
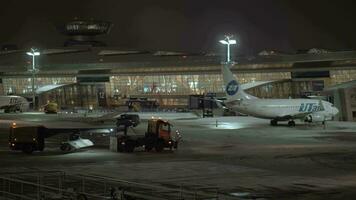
[[220, 35, 237, 63], [26, 52, 40, 56], [219, 40, 229, 45], [26, 48, 41, 111], [229, 40, 237, 44], [219, 39, 236, 45]]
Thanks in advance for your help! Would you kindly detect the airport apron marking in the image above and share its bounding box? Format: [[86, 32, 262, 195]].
[[226, 80, 239, 96]]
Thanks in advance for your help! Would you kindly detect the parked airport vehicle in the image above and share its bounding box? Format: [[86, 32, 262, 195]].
[[0, 95, 29, 113], [6, 113, 117, 153], [126, 97, 159, 112], [116, 113, 140, 127], [9, 124, 112, 154], [9, 124, 46, 153], [44, 102, 58, 114], [221, 64, 339, 126], [116, 115, 181, 153]]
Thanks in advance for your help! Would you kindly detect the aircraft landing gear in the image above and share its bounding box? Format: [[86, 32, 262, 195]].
[[288, 120, 296, 127], [270, 120, 278, 126]]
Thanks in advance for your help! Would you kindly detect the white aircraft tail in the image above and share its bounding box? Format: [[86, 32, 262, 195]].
[[222, 64, 257, 101]]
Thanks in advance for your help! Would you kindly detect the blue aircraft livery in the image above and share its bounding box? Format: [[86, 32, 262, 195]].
[[299, 103, 321, 112], [226, 80, 239, 96]]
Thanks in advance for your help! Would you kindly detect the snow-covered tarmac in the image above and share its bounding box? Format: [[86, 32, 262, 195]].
[[1, 113, 356, 199]]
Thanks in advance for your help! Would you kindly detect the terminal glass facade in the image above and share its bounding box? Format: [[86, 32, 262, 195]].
[[107, 72, 291, 107], [108, 72, 291, 97], [2, 69, 356, 109], [330, 70, 356, 85]]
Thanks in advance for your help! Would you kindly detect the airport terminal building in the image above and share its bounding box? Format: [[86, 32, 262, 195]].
[[1, 20, 356, 121]]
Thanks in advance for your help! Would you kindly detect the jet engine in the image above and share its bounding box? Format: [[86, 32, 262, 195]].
[[304, 114, 325, 123]]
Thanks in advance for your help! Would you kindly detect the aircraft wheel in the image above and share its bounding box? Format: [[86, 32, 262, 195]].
[[270, 120, 278, 126], [288, 121, 296, 127]]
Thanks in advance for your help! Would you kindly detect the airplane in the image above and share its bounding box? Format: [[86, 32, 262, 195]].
[[221, 64, 339, 126], [0, 95, 29, 113]]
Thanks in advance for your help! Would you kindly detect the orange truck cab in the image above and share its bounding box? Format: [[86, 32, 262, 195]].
[[117, 118, 181, 153]]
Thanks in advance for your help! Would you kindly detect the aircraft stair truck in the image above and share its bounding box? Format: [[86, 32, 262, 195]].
[[115, 115, 181, 153], [9, 123, 46, 154]]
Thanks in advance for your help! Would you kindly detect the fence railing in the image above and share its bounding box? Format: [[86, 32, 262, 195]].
[[0, 171, 238, 200]]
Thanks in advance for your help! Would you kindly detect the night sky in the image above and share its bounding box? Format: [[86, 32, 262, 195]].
[[1, 0, 356, 54]]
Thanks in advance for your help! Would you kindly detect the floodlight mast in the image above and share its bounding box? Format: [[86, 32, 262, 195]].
[[219, 35, 237, 64], [26, 48, 40, 110]]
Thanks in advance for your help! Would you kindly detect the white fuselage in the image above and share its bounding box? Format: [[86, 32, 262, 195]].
[[220, 63, 338, 122], [226, 98, 338, 121]]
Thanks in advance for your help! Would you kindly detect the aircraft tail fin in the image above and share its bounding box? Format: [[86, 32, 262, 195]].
[[221, 64, 257, 101]]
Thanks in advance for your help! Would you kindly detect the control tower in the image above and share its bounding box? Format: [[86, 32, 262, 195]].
[[58, 19, 113, 47]]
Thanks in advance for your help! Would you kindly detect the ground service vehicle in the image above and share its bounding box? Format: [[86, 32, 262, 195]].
[[116, 114, 140, 128], [116, 116, 181, 153], [9, 124, 46, 154], [44, 102, 58, 114]]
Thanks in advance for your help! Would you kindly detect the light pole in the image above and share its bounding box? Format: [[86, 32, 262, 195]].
[[219, 35, 237, 64], [26, 48, 40, 110]]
